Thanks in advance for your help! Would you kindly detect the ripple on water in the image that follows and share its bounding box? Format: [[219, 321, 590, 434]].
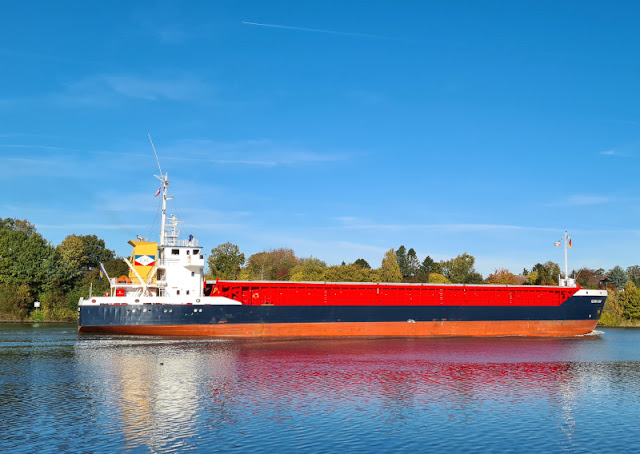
[[2, 328, 640, 453]]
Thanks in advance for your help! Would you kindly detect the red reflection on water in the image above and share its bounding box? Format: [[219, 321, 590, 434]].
[[205, 337, 594, 406], [97, 336, 601, 451]]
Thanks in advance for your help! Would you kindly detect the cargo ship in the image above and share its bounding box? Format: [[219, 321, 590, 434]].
[[78, 166, 607, 337]]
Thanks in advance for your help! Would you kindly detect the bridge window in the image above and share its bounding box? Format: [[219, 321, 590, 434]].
[[171, 249, 179, 255]]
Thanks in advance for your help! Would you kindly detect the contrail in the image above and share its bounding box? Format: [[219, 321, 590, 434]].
[[241, 21, 392, 40]]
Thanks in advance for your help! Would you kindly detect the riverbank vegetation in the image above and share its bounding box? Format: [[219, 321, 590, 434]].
[[0, 218, 127, 322], [1, 216, 639, 326]]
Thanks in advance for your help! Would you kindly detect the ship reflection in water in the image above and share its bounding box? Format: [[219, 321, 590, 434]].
[[69, 333, 638, 453]]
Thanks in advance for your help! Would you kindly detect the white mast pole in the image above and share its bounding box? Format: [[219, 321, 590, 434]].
[[160, 175, 168, 246], [564, 230, 569, 280], [149, 133, 168, 246]]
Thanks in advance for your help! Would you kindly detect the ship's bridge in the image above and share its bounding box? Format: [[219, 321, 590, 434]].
[[157, 241, 205, 298]]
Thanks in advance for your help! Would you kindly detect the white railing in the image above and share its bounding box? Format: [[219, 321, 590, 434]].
[[162, 238, 200, 247]]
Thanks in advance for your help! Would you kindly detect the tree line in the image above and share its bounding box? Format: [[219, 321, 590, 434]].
[[1, 216, 639, 324], [0, 218, 127, 321], [207, 242, 640, 325], [577, 265, 640, 325], [207, 241, 567, 286]]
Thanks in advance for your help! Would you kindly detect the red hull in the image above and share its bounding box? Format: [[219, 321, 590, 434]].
[[79, 319, 598, 338]]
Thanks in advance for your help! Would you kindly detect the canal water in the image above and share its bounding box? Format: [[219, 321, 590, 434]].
[[1, 325, 639, 453]]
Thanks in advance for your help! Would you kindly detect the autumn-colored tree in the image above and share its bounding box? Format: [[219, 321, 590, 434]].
[[485, 268, 519, 285], [380, 249, 403, 283], [573, 267, 600, 289], [427, 273, 451, 284]]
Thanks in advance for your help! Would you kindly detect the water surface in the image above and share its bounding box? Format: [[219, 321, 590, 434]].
[[1, 325, 639, 453]]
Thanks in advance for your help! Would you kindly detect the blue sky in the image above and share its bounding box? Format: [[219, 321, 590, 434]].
[[2, 1, 639, 276]]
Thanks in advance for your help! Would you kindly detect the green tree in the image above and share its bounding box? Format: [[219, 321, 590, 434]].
[[207, 242, 245, 280], [380, 249, 403, 282], [57, 234, 114, 273], [353, 258, 371, 269], [0, 225, 62, 295], [619, 281, 640, 319], [421, 256, 435, 274], [626, 265, 640, 286], [0, 218, 117, 320], [607, 266, 629, 289], [406, 248, 420, 277], [323, 264, 380, 282], [56, 234, 116, 297], [0, 218, 36, 235], [80, 234, 115, 270], [440, 253, 483, 284], [57, 235, 88, 282], [530, 261, 561, 285], [290, 257, 327, 281], [0, 283, 33, 319], [525, 270, 539, 285], [244, 248, 301, 280], [599, 289, 623, 326], [415, 256, 435, 282], [396, 245, 409, 277], [80, 256, 129, 297]]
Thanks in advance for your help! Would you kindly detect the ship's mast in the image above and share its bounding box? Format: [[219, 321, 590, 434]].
[[563, 230, 571, 280], [149, 134, 171, 246]]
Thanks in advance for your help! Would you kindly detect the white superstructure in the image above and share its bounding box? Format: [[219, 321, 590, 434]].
[[157, 214, 204, 298], [79, 141, 239, 308]]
